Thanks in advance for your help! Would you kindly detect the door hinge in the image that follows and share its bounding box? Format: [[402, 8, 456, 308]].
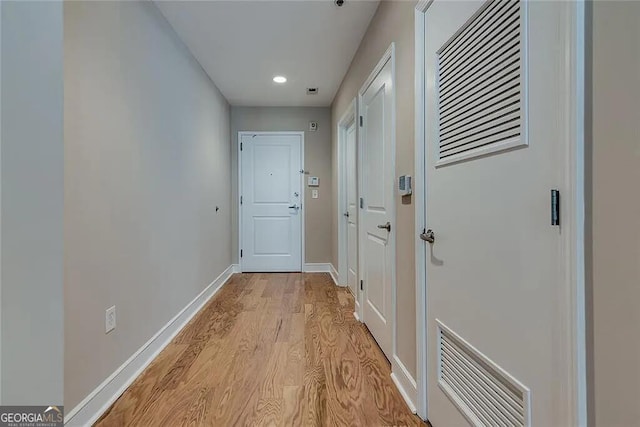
[[240, 196, 243, 205], [360, 280, 363, 291], [359, 197, 364, 209], [240, 142, 243, 151], [551, 189, 560, 226], [240, 249, 243, 258], [359, 116, 363, 127]]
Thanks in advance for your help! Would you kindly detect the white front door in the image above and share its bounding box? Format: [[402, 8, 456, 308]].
[[423, 1, 572, 425], [360, 52, 395, 359], [240, 133, 302, 272], [346, 121, 358, 297]]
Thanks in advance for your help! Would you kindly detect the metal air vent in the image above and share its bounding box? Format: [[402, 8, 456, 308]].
[[437, 320, 531, 426], [437, 0, 527, 165]]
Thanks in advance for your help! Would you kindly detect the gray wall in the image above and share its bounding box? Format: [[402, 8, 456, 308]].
[[590, 2, 640, 425], [64, 1, 231, 410], [1, 0, 64, 405], [331, 0, 417, 378], [230, 107, 332, 265]]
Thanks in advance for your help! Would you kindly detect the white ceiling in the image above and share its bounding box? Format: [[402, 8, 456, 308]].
[[155, 0, 380, 107]]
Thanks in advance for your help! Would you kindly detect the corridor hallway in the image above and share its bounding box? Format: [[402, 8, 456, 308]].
[[96, 273, 425, 426]]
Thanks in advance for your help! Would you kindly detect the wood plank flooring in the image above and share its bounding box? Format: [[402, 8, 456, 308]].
[[96, 273, 426, 426]]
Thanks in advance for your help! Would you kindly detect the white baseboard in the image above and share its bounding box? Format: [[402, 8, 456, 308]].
[[302, 263, 330, 273], [391, 355, 418, 414], [64, 264, 237, 426], [303, 263, 341, 287], [231, 263, 241, 273], [345, 284, 355, 298], [354, 298, 361, 322], [329, 264, 340, 286]]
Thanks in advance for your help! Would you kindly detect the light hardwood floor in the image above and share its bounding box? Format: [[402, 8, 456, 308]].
[[96, 272, 426, 426]]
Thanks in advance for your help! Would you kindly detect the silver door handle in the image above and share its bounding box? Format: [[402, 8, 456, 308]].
[[377, 222, 391, 232], [420, 229, 435, 243], [288, 204, 300, 210]]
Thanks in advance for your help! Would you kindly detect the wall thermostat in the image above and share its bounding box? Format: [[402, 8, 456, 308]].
[[308, 176, 319, 187], [309, 121, 318, 132], [398, 175, 412, 196]]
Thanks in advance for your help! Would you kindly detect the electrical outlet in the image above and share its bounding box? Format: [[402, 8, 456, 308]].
[[312, 189, 319, 199], [105, 305, 116, 334]]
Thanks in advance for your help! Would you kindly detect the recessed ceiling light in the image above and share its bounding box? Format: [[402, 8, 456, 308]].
[[273, 76, 287, 84]]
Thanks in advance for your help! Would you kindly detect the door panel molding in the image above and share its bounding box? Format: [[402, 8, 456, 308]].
[[238, 131, 304, 272]]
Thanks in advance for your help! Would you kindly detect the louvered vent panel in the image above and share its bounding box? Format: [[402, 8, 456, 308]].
[[437, 322, 530, 427], [437, 0, 525, 163]]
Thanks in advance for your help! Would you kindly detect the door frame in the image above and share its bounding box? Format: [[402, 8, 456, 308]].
[[356, 42, 397, 346], [337, 98, 357, 291], [413, 0, 587, 423], [237, 131, 305, 273]]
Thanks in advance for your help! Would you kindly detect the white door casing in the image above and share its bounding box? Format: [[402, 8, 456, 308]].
[[239, 132, 303, 272], [359, 44, 395, 360], [346, 121, 358, 297], [419, 1, 583, 426], [338, 99, 358, 299], [345, 121, 358, 295]]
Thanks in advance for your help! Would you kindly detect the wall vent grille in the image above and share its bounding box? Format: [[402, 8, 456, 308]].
[[437, 320, 530, 427], [437, 0, 527, 165]]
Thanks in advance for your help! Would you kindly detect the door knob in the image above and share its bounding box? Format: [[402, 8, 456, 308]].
[[377, 222, 391, 232], [420, 229, 435, 243], [288, 204, 300, 210], [344, 212, 350, 218]]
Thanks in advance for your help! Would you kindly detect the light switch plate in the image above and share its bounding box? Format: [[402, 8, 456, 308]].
[[308, 176, 319, 187], [105, 305, 116, 334], [312, 189, 319, 199]]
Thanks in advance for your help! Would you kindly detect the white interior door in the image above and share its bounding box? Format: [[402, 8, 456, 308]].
[[422, 1, 572, 425], [346, 121, 358, 297], [241, 133, 302, 272], [360, 54, 394, 359]]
